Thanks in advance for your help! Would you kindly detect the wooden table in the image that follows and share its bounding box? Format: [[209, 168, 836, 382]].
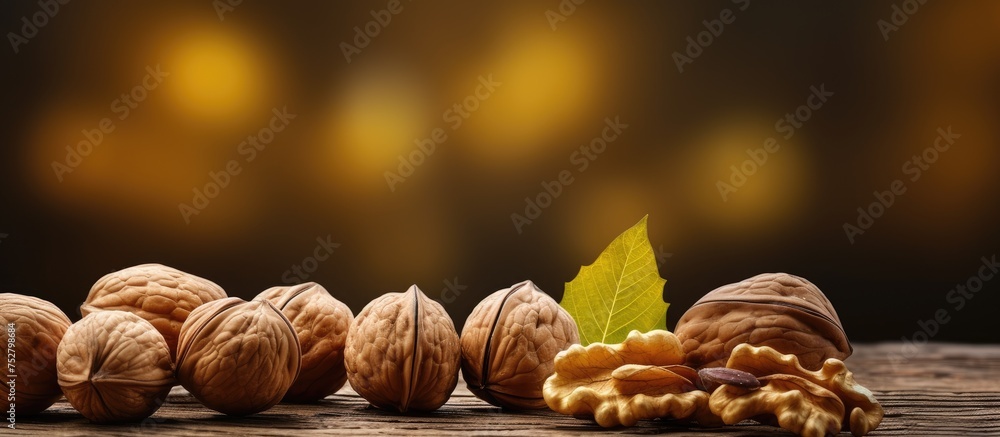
[[17, 343, 1000, 436]]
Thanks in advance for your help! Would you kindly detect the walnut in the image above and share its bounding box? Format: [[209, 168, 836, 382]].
[[255, 282, 353, 402], [81, 263, 227, 358], [674, 273, 851, 370], [542, 330, 721, 427], [344, 285, 460, 413], [460, 280, 579, 410], [709, 343, 883, 436], [175, 297, 301, 415], [0, 294, 72, 415], [56, 311, 174, 423], [710, 374, 845, 437]]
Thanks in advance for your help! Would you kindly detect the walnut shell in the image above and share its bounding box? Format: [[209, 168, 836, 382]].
[[674, 273, 851, 370], [176, 297, 301, 416], [56, 311, 174, 423], [81, 263, 227, 358], [460, 280, 579, 410], [344, 285, 460, 413], [255, 282, 353, 403], [0, 293, 72, 415]]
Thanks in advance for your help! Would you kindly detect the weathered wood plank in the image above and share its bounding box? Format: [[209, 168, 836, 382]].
[[12, 343, 1000, 436]]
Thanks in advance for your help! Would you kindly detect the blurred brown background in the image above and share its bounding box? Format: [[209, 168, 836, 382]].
[[1, 1, 998, 342]]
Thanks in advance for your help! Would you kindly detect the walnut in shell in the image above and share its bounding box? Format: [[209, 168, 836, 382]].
[[56, 311, 174, 423], [0, 293, 72, 415], [81, 263, 227, 358], [344, 285, 460, 413], [674, 273, 851, 370], [460, 280, 579, 409], [255, 282, 353, 403], [176, 297, 301, 416]]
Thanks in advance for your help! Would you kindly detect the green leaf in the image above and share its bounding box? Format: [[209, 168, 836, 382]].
[[561, 215, 669, 346]]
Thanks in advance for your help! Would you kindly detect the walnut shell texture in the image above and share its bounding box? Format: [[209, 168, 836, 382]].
[[344, 285, 460, 413], [255, 282, 354, 402], [176, 297, 301, 416], [460, 280, 579, 409], [0, 293, 72, 415], [56, 311, 174, 423], [81, 263, 227, 358], [674, 272, 851, 370]]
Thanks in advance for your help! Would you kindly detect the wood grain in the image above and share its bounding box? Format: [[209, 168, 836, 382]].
[[14, 343, 1000, 436]]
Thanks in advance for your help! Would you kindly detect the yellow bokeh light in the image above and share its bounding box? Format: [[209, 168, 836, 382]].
[[164, 27, 268, 122], [464, 25, 601, 165], [680, 116, 811, 232], [325, 66, 430, 192], [26, 107, 259, 238]]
